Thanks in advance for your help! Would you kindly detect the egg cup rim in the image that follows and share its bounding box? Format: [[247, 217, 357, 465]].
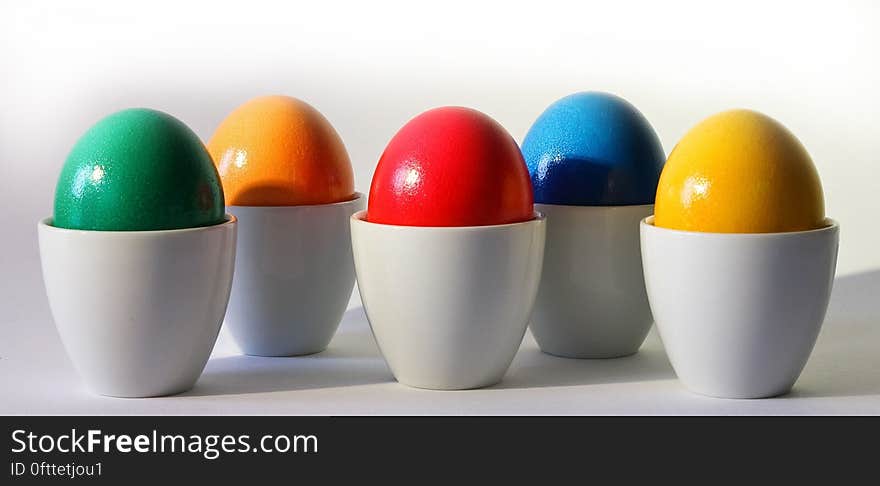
[[38, 214, 238, 236], [534, 202, 654, 210], [226, 192, 364, 210], [352, 210, 545, 231], [641, 215, 839, 238]]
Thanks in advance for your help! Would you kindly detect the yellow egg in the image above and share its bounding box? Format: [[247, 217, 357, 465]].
[[654, 109, 825, 233]]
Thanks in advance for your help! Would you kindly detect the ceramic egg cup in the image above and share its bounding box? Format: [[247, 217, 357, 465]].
[[351, 211, 546, 390], [224, 194, 365, 357], [641, 216, 839, 399], [530, 203, 654, 358], [38, 216, 237, 398]]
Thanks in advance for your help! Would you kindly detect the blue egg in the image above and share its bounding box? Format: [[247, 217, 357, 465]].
[[522, 92, 665, 206]]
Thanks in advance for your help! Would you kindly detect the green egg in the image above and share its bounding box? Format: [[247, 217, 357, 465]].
[[53, 108, 225, 231]]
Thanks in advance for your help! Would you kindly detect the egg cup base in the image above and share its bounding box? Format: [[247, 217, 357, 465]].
[[38, 215, 237, 398], [224, 194, 365, 357], [240, 346, 327, 359], [351, 211, 546, 391], [93, 382, 198, 399], [397, 376, 504, 391], [538, 345, 640, 361], [682, 384, 793, 401]]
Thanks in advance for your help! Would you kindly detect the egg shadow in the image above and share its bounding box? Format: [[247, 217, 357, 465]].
[[225, 184, 310, 207], [494, 330, 676, 390], [785, 269, 880, 399], [182, 307, 393, 397]]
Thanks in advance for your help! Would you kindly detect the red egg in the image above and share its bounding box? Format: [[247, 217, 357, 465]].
[[367, 107, 534, 226]]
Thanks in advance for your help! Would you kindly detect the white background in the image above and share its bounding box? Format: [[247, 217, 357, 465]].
[[1, 1, 878, 414]]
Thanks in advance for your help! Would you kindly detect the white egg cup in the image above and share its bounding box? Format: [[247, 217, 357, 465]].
[[530, 203, 654, 358], [38, 216, 237, 398], [641, 216, 839, 399], [351, 211, 546, 390], [224, 194, 365, 357]]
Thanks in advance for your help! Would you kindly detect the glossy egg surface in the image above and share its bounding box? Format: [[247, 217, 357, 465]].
[[207, 95, 355, 206], [522, 92, 665, 206], [367, 106, 533, 227], [655, 109, 824, 233], [53, 108, 225, 231]]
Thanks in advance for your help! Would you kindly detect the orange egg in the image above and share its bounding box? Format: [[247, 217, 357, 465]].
[[207, 95, 355, 206], [655, 109, 825, 233]]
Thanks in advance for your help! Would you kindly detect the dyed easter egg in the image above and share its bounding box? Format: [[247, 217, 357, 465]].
[[655, 109, 825, 233], [207, 95, 355, 206], [53, 108, 225, 231], [522, 92, 665, 206], [367, 107, 533, 227]]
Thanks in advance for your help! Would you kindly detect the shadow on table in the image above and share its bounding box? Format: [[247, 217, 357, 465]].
[[788, 269, 880, 399], [494, 331, 676, 390], [184, 270, 880, 398], [501, 270, 880, 395], [182, 308, 392, 396]]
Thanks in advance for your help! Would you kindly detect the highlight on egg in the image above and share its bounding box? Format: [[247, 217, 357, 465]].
[[654, 109, 825, 233], [207, 95, 355, 206], [522, 91, 665, 206], [367, 106, 534, 227], [53, 108, 225, 231]]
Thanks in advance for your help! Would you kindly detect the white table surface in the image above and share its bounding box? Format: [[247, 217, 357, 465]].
[[1, 263, 878, 415]]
